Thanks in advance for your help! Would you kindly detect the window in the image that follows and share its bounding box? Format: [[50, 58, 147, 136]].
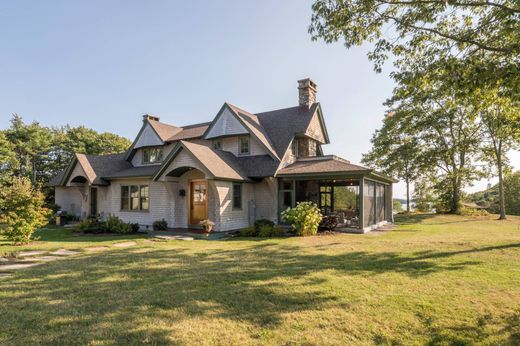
[[213, 140, 222, 150], [142, 147, 163, 164], [239, 136, 250, 155], [121, 185, 149, 211], [292, 140, 299, 157], [232, 183, 242, 209]]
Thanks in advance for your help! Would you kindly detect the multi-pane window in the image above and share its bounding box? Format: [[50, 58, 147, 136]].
[[213, 140, 222, 150], [121, 185, 149, 211], [232, 183, 242, 209], [239, 136, 250, 155], [142, 147, 163, 164]]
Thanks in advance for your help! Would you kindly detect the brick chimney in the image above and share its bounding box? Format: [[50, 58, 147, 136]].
[[298, 78, 317, 108], [143, 114, 160, 122]]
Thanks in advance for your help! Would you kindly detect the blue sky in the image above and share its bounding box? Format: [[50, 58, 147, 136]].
[[1, 0, 517, 198]]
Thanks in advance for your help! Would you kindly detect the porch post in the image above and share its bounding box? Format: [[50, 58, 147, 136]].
[[359, 177, 364, 229]]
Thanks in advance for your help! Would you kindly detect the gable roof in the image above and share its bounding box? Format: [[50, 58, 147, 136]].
[[167, 122, 211, 141], [255, 103, 329, 158], [148, 120, 182, 141], [203, 103, 280, 160], [51, 153, 132, 186], [153, 140, 250, 182]]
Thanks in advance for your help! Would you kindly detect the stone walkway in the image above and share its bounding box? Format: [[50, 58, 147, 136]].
[[0, 236, 197, 279]]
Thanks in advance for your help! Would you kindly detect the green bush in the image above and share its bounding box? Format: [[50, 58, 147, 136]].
[[239, 226, 257, 237], [76, 218, 107, 234], [129, 223, 140, 233], [153, 219, 168, 231], [106, 215, 132, 234], [281, 202, 322, 236], [257, 225, 286, 237], [254, 219, 275, 231], [0, 177, 51, 244]]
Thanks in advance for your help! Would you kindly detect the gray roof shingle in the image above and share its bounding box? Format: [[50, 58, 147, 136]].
[[276, 156, 371, 176]]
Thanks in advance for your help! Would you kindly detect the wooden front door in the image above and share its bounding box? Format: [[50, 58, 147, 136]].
[[190, 180, 208, 225]]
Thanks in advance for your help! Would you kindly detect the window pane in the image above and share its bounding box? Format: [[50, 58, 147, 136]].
[[143, 148, 163, 163], [121, 186, 129, 210], [240, 137, 249, 154], [140, 186, 149, 210], [130, 186, 139, 210], [233, 184, 242, 209], [364, 181, 376, 227]]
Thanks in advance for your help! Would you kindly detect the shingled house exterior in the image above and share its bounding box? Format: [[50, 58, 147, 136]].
[[50, 79, 396, 233]]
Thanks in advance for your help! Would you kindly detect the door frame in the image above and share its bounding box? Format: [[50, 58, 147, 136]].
[[189, 179, 208, 225]]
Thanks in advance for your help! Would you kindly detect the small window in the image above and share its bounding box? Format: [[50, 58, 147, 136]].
[[213, 140, 222, 150], [239, 136, 250, 155], [232, 183, 242, 209], [121, 185, 149, 211], [292, 139, 299, 158], [143, 147, 163, 164]]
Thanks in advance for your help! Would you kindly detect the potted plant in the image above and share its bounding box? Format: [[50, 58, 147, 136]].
[[200, 219, 215, 233]]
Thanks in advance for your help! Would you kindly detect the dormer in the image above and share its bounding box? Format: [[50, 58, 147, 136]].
[[125, 114, 181, 165], [203, 103, 279, 160]]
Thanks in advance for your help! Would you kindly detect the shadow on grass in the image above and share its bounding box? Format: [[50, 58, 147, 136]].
[[0, 241, 517, 344]]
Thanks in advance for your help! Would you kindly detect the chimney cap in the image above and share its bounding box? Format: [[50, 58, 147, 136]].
[[143, 114, 160, 122], [297, 78, 317, 91]]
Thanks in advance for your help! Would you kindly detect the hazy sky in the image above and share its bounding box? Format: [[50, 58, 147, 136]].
[[1, 0, 518, 198]]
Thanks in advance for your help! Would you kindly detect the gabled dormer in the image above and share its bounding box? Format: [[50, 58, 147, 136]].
[[125, 115, 181, 166], [203, 103, 280, 160]]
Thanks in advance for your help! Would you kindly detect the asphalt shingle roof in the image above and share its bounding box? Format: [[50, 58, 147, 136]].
[[276, 156, 371, 176]]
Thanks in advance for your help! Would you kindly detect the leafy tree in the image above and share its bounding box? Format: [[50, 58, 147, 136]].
[[309, 0, 519, 99], [362, 110, 422, 212], [393, 199, 403, 213], [413, 179, 438, 213], [504, 172, 520, 216], [473, 88, 520, 219], [0, 176, 51, 244], [0, 132, 19, 183]]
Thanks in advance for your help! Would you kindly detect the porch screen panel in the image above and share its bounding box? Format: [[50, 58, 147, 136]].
[[376, 183, 385, 223], [364, 181, 376, 227]]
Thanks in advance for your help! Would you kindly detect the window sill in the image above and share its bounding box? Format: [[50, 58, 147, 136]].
[[119, 210, 150, 213]]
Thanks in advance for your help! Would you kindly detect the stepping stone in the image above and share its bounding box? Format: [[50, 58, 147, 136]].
[[0, 257, 9, 263], [154, 235, 194, 241], [84, 246, 110, 252], [30, 256, 62, 262], [49, 249, 79, 256], [0, 273, 12, 279], [112, 241, 137, 248], [0, 262, 42, 271], [17, 251, 47, 257]]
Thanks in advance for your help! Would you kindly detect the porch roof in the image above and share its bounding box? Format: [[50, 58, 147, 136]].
[[276, 156, 397, 183]]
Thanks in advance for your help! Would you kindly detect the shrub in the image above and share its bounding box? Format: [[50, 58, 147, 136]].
[[254, 219, 275, 231], [153, 219, 168, 231], [76, 218, 107, 234], [0, 177, 51, 244], [239, 226, 257, 237], [129, 223, 140, 233], [106, 215, 132, 234], [200, 219, 215, 233], [281, 202, 322, 236], [258, 225, 286, 237], [320, 215, 339, 231]]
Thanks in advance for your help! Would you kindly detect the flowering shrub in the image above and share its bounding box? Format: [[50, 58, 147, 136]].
[[281, 202, 322, 236]]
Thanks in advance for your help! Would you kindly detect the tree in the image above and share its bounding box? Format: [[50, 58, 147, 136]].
[[413, 178, 438, 213], [309, 0, 519, 100], [474, 88, 520, 219], [362, 110, 422, 212], [0, 176, 51, 244], [504, 172, 520, 216], [0, 132, 19, 183], [393, 199, 403, 213]]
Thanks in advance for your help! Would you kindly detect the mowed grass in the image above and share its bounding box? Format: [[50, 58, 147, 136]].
[[1, 214, 520, 345]]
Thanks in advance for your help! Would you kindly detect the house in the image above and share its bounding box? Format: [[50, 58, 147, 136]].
[[50, 78, 397, 233]]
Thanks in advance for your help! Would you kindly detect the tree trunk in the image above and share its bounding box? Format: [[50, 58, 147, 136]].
[[497, 144, 507, 220], [406, 177, 410, 213], [451, 177, 461, 214]]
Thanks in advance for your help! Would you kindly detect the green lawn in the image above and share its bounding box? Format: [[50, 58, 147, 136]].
[[1, 214, 520, 345]]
